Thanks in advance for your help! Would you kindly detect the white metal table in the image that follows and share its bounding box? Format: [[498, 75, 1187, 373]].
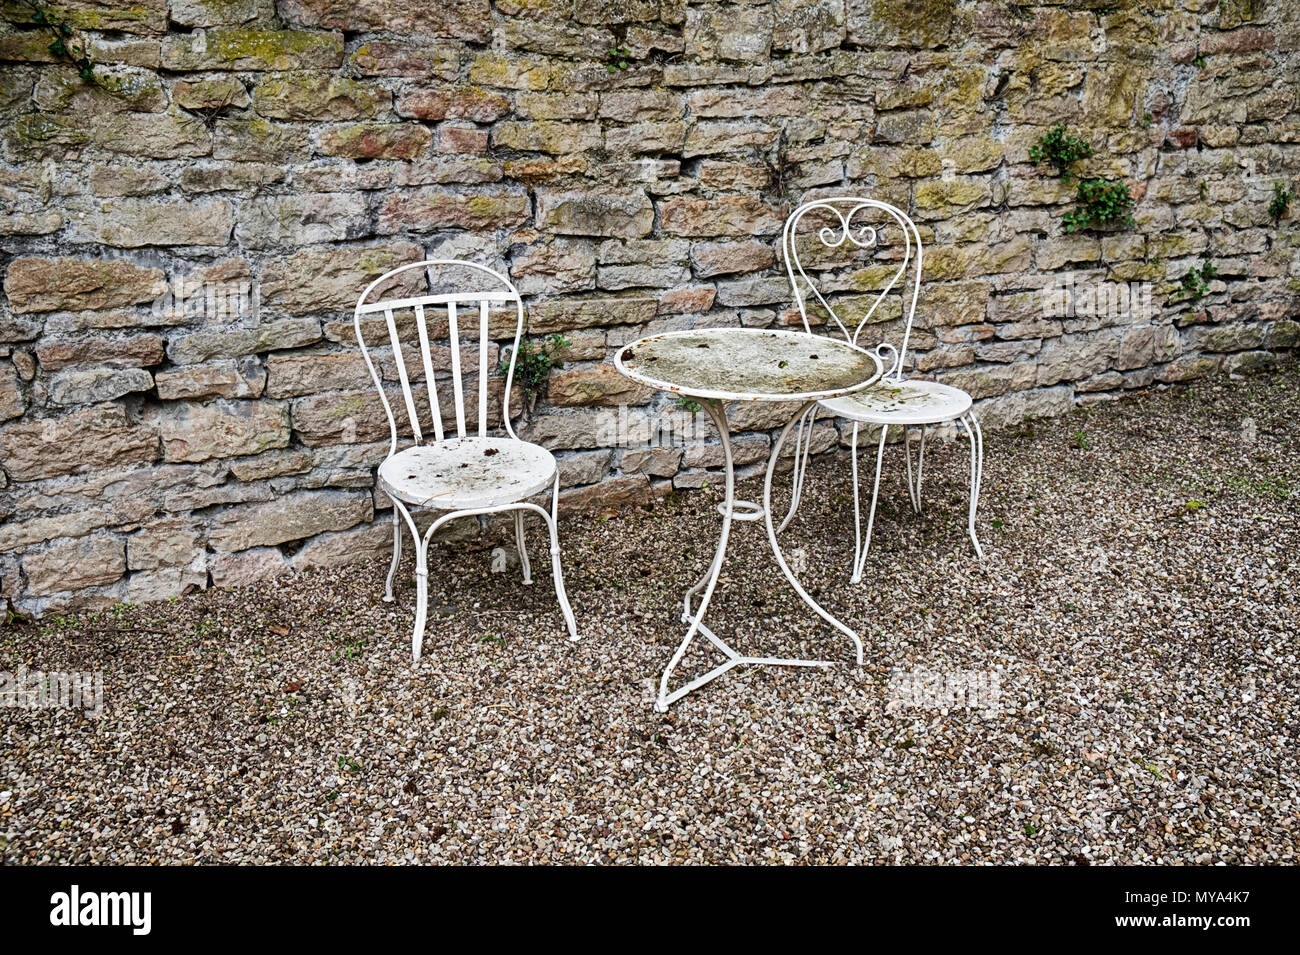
[[614, 328, 883, 710]]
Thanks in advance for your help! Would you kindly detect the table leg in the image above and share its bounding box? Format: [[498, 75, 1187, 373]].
[[658, 398, 738, 711], [764, 400, 865, 664], [656, 398, 852, 712]]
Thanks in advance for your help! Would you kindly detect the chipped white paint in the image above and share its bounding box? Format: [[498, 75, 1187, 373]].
[[355, 259, 577, 660], [615, 327, 882, 711], [614, 327, 881, 403], [377, 436, 556, 511], [777, 197, 985, 577], [820, 378, 972, 426]]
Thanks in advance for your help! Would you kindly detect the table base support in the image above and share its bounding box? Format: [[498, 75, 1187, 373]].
[[656, 398, 860, 712], [657, 619, 836, 711]]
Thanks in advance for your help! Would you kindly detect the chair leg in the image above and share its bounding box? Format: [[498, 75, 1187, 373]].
[[514, 509, 533, 585], [850, 422, 862, 578], [959, 412, 985, 560], [852, 424, 888, 584], [412, 538, 430, 662], [383, 506, 401, 602], [777, 404, 816, 534], [391, 500, 428, 663], [546, 479, 579, 641], [904, 425, 927, 515]]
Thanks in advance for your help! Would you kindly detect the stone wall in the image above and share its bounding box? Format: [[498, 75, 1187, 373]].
[[1, 0, 1298, 614]]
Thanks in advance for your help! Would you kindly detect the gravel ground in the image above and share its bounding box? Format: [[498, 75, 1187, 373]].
[[2, 365, 1297, 865]]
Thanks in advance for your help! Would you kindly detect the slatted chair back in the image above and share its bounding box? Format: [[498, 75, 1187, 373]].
[[354, 259, 526, 456], [781, 196, 923, 381]]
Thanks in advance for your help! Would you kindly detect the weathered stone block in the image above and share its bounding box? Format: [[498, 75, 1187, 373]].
[[5, 257, 166, 314], [537, 187, 654, 239], [606, 121, 688, 155], [556, 448, 612, 486], [438, 124, 490, 155], [126, 565, 208, 603], [351, 40, 460, 78], [70, 198, 234, 248], [35, 335, 164, 371], [229, 449, 315, 482], [686, 4, 774, 62], [213, 118, 310, 162], [659, 285, 718, 315], [683, 120, 779, 157], [179, 162, 284, 195], [172, 76, 251, 111], [773, 0, 847, 53], [161, 28, 345, 71], [253, 73, 391, 120], [23, 537, 126, 596], [127, 518, 203, 571], [621, 446, 682, 476], [278, 0, 491, 42], [511, 240, 598, 295], [683, 433, 768, 470], [397, 86, 512, 122], [169, 0, 275, 28], [691, 240, 776, 278], [318, 123, 431, 160], [290, 389, 390, 446], [558, 474, 664, 513], [689, 86, 811, 119], [974, 385, 1073, 431], [527, 297, 659, 334], [0, 403, 158, 481], [289, 520, 391, 571], [156, 399, 290, 463], [9, 1, 156, 34], [846, 0, 955, 47], [167, 319, 322, 365], [210, 546, 288, 586], [155, 359, 267, 401], [266, 352, 371, 398], [492, 121, 602, 154], [940, 362, 1035, 399], [914, 179, 992, 217], [34, 65, 167, 114], [208, 489, 373, 552], [599, 89, 684, 122], [572, 0, 660, 25], [548, 364, 654, 407], [0, 365, 23, 421], [377, 188, 530, 234], [261, 242, 425, 316], [498, 16, 614, 58], [235, 193, 366, 248], [49, 367, 154, 406], [660, 196, 783, 237]]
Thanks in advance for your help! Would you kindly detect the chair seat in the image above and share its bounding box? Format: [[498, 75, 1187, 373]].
[[819, 378, 972, 425], [378, 437, 556, 511]]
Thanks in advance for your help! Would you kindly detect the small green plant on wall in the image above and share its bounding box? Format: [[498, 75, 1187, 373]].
[[505, 334, 569, 415], [20, 1, 95, 82], [1029, 124, 1094, 179], [1031, 124, 1135, 233], [1180, 260, 1218, 301], [1064, 178, 1136, 232], [605, 46, 633, 72], [1269, 182, 1293, 222]]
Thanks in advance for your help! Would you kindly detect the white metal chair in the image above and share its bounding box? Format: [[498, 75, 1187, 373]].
[[779, 197, 985, 582], [354, 259, 578, 660]]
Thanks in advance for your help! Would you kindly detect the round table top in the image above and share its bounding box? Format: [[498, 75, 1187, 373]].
[[614, 328, 883, 403]]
